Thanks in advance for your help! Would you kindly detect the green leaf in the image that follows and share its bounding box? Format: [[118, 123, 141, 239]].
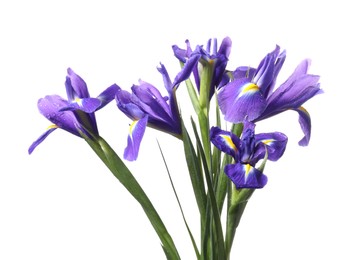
[[191, 118, 226, 260], [84, 135, 181, 260], [181, 120, 207, 221], [156, 140, 200, 259]]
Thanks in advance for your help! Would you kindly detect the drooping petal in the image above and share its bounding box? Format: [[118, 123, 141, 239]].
[[28, 127, 57, 154], [124, 116, 148, 161], [253, 132, 288, 161], [218, 78, 267, 122], [210, 126, 240, 160], [225, 163, 268, 189], [293, 106, 312, 146]]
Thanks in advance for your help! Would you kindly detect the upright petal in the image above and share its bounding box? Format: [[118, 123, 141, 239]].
[[65, 68, 90, 101], [124, 116, 148, 161]]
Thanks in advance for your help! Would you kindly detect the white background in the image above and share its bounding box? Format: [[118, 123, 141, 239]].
[[1, 0, 346, 259]]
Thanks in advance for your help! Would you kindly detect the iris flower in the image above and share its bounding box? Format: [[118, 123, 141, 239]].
[[172, 37, 232, 99], [115, 63, 182, 161], [217, 46, 322, 146], [210, 122, 288, 189], [28, 68, 118, 154]]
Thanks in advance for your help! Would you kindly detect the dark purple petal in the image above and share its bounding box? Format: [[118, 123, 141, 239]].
[[124, 116, 148, 161], [65, 68, 90, 101], [225, 163, 268, 189], [254, 132, 288, 161], [173, 53, 201, 86], [28, 127, 57, 154], [218, 78, 267, 123], [210, 126, 240, 160], [157, 63, 173, 93]]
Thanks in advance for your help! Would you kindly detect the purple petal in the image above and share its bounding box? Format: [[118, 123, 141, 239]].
[[254, 132, 288, 161], [38, 95, 81, 136], [218, 78, 267, 122], [28, 127, 57, 154], [253, 46, 280, 98], [210, 126, 240, 160], [217, 36, 232, 58], [60, 98, 102, 113], [225, 163, 268, 189], [293, 106, 311, 146], [124, 116, 148, 161], [115, 89, 146, 120], [132, 82, 173, 123], [65, 68, 90, 101], [96, 83, 120, 110], [157, 63, 173, 93], [173, 53, 201, 86], [232, 66, 256, 80]]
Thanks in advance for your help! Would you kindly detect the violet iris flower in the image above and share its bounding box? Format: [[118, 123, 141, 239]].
[[217, 46, 322, 146], [210, 122, 288, 189], [115, 63, 182, 161], [172, 37, 232, 99], [29, 68, 118, 154]]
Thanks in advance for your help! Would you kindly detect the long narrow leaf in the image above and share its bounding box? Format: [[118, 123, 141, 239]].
[[84, 135, 181, 260], [156, 140, 200, 259], [181, 121, 207, 220], [191, 118, 226, 260]]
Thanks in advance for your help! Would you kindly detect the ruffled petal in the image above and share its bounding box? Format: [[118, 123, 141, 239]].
[[124, 116, 148, 161], [218, 78, 267, 122], [225, 163, 268, 189]]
